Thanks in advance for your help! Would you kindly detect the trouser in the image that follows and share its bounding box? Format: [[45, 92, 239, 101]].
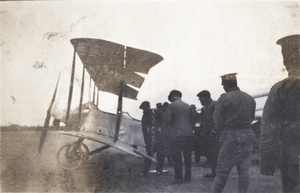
[[142, 143, 153, 175], [171, 136, 193, 181], [142, 140, 166, 174], [155, 140, 165, 173], [212, 141, 252, 193], [193, 138, 202, 163], [207, 134, 220, 173], [206, 144, 220, 173], [279, 144, 300, 193]]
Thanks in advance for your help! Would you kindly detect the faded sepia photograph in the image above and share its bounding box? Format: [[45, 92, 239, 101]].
[[1, 1, 299, 192]]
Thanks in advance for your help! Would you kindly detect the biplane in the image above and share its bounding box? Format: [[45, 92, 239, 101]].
[[38, 38, 164, 170]]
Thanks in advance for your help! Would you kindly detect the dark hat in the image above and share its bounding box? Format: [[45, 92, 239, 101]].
[[163, 102, 169, 107], [220, 73, 237, 84], [168, 90, 182, 102], [197, 90, 211, 98], [156, 103, 163, 109], [139, 101, 150, 109], [276, 34, 300, 48]]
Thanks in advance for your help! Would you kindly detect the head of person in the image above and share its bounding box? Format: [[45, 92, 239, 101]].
[[197, 90, 211, 106], [139, 101, 150, 110], [162, 102, 169, 112], [190, 104, 196, 110], [276, 34, 300, 76], [168, 90, 182, 102], [156, 102, 163, 109], [220, 73, 238, 93], [163, 102, 169, 108]]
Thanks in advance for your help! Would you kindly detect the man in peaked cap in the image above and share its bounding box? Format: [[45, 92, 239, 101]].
[[220, 73, 238, 91], [212, 73, 256, 193], [260, 34, 300, 193], [163, 90, 194, 183]]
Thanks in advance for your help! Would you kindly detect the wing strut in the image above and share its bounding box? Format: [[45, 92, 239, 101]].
[[38, 73, 61, 153], [93, 84, 96, 103], [96, 89, 99, 107], [78, 65, 85, 120], [114, 80, 124, 142], [66, 43, 77, 125], [88, 77, 92, 102]]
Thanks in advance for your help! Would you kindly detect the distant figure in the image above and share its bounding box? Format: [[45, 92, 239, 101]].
[[152, 102, 166, 174], [190, 104, 203, 164], [197, 90, 219, 177], [260, 34, 300, 193], [53, 119, 60, 130], [162, 102, 173, 166], [139, 101, 154, 176], [163, 90, 194, 184], [212, 73, 256, 193]]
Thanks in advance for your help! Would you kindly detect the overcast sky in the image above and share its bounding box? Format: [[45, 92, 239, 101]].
[[1, 1, 299, 126]]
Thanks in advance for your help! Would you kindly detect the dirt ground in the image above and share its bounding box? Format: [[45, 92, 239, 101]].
[[1, 130, 283, 193]]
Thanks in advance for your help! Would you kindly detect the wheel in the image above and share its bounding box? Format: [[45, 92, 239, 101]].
[[57, 142, 89, 170]]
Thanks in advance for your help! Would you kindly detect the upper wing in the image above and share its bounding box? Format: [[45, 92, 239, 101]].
[[70, 38, 164, 99]]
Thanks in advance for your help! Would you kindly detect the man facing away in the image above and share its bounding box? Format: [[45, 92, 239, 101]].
[[197, 90, 219, 178], [163, 90, 194, 183], [212, 73, 256, 193], [260, 34, 300, 193]]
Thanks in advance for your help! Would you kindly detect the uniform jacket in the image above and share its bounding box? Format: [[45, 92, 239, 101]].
[[163, 98, 194, 140], [213, 87, 256, 145], [260, 74, 300, 175]]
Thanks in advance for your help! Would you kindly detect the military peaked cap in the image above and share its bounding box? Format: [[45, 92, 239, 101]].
[[276, 34, 300, 48], [220, 72, 237, 83]]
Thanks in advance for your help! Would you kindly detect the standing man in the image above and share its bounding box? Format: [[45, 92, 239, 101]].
[[190, 104, 203, 164], [212, 73, 256, 193], [152, 103, 166, 175], [139, 101, 154, 176], [197, 90, 219, 177], [163, 90, 194, 183], [260, 34, 300, 193]]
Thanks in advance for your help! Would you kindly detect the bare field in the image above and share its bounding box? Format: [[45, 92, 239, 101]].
[[1, 130, 282, 193]]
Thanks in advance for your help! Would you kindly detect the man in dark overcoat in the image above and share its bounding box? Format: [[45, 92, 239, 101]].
[[260, 34, 300, 193], [163, 90, 194, 183]]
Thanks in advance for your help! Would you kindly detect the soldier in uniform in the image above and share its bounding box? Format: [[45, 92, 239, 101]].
[[260, 34, 300, 193], [197, 90, 219, 177], [212, 73, 256, 193], [163, 90, 194, 183]]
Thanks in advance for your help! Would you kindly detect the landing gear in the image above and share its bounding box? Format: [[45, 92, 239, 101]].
[[57, 139, 89, 170]]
